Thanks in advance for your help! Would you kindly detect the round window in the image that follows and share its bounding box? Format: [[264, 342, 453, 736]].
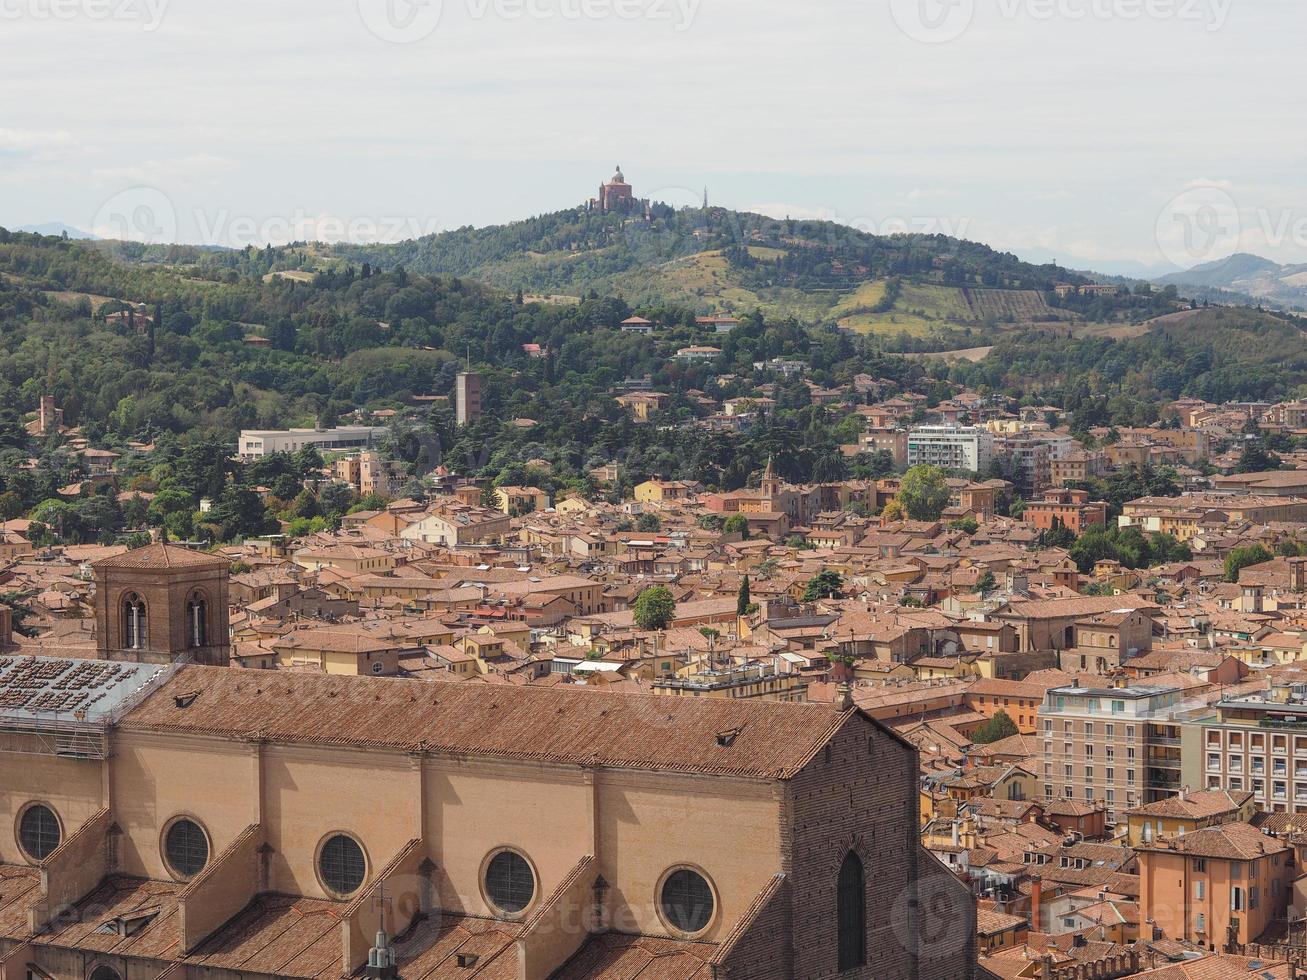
[[660, 868, 714, 934], [319, 834, 366, 896], [164, 818, 210, 878], [18, 804, 61, 862], [484, 850, 535, 915]]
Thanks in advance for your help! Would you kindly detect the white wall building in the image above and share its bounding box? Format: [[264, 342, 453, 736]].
[[238, 426, 389, 459], [907, 425, 994, 474]]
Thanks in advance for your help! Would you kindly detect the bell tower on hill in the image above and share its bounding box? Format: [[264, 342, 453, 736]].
[[92, 543, 231, 667]]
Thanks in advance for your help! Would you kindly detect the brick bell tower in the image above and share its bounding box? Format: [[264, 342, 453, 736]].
[[92, 543, 231, 666]]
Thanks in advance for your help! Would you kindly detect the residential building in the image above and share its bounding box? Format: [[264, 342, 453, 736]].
[[1124, 789, 1257, 846], [1023, 488, 1109, 536], [907, 425, 994, 474], [1038, 683, 1187, 826], [1184, 685, 1307, 814], [1137, 822, 1292, 950]]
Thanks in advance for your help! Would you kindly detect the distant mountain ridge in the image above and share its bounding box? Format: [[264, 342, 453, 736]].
[[1157, 252, 1307, 308], [15, 222, 98, 240]]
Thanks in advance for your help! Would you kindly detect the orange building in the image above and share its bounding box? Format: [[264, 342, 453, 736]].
[[1137, 822, 1292, 950], [1023, 488, 1108, 535]]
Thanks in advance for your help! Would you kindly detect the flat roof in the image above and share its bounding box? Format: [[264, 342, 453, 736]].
[[1050, 684, 1179, 699], [0, 656, 165, 725]]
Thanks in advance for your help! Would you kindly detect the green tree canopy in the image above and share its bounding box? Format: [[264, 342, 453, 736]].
[[972, 709, 1019, 744], [803, 569, 844, 603], [633, 585, 676, 631], [897, 464, 950, 521], [1225, 544, 1273, 583]]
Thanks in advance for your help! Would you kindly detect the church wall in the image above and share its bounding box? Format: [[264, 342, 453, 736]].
[[785, 712, 920, 980], [424, 759, 593, 918], [259, 743, 419, 899], [593, 769, 781, 942], [0, 752, 104, 867], [110, 733, 258, 881]]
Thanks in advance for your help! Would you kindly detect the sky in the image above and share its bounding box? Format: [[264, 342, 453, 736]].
[[2, 0, 1304, 275]]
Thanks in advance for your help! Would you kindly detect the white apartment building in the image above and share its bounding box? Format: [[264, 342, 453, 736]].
[[907, 425, 994, 474], [238, 425, 389, 459]]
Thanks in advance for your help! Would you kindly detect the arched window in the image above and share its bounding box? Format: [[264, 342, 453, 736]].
[[122, 593, 147, 650], [837, 851, 866, 971], [89, 967, 122, 980], [186, 593, 208, 649]]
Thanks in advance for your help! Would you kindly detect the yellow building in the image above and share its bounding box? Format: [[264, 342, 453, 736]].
[[1124, 789, 1256, 847], [492, 485, 552, 516]]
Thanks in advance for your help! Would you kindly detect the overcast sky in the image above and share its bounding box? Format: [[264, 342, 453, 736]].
[[2, 0, 1303, 274]]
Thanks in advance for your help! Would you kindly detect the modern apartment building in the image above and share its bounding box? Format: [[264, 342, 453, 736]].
[[907, 425, 994, 474], [237, 425, 388, 459], [1182, 684, 1307, 815], [1038, 683, 1187, 827]]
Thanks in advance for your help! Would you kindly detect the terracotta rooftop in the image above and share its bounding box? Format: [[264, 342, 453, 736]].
[[121, 665, 853, 780], [92, 542, 230, 571]]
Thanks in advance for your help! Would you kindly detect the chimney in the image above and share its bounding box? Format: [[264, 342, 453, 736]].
[[1030, 874, 1043, 932], [837, 681, 854, 711]]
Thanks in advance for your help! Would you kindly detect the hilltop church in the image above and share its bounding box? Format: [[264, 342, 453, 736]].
[[0, 543, 975, 980]]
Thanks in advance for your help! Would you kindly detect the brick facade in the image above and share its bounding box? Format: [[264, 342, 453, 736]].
[[93, 544, 231, 666]]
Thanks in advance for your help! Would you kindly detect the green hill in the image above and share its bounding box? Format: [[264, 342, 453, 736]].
[[328, 204, 1091, 339]]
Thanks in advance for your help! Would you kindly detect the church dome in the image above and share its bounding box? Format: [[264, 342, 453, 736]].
[[610, 166, 626, 184]]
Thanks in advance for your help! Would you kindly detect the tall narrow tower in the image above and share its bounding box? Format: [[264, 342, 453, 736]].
[[456, 370, 483, 426]]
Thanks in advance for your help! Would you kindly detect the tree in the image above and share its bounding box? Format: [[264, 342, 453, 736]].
[[723, 514, 749, 538], [1236, 437, 1280, 474], [633, 586, 676, 631], [972, 710, 1019, 744], [975, 570, 997, 595], [803, 569, 844, 602], [880, 499, 905, 522], [1042, 520, 1077, 550], [737, 575, 751, 617], [897, 464, 950, 521], [636, 513, 662, 533], [1225, 544, 1273, 583]]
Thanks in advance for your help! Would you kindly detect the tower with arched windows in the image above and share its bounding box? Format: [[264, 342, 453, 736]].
[[92, 543, 231, 667]]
